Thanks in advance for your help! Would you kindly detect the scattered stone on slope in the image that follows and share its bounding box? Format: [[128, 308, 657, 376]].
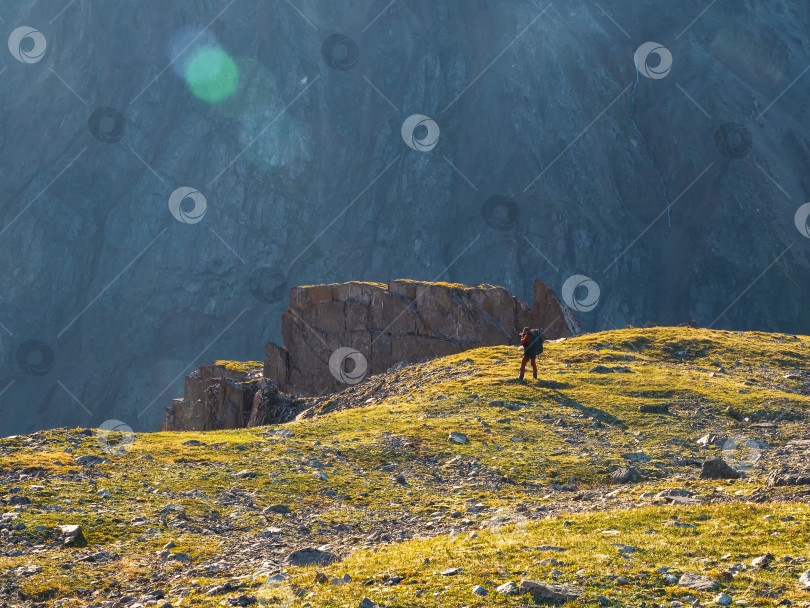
[[449, 432, 469, 445], [621, 452, 651, 463], [752, 553, 774, 568], [234, 470, 258, 478], [678, 573, 720, 591], [700, 458, 741, 480], [59, 524, 86, 547], [264, 505, 292, 515], [284, 547, 339, 567], [169, 552, 191, 563], [76, 454, 110, 465], [715, 592, 732, 606], [519, 579, 584, 601], [472, 584, 487, 596], [496, 581, 520, 595], [664, 521, 696, 529], [799, 570, 810, 590], [697, 434, 725, 447], [765, 470, 810, 487], [611, 466, 641, 483]]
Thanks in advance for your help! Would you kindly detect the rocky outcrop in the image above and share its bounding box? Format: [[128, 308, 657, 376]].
[[161, 363, 309, 432], [161, 278, 577, 430], [264, 279, 579, 397]]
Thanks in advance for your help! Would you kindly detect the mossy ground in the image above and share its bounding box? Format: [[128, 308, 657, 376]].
[[1, 328, 809, 607]]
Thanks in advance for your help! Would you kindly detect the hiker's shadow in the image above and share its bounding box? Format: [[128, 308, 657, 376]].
[[548, 389, 627, 430]]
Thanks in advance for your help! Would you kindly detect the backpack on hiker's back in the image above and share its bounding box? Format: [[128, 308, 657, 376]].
[[526, 328, 544, 357]]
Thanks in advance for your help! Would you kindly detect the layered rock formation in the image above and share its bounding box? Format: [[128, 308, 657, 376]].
[[161, 363, 310, 431], [265, 278, 579, 397], [162, 278, 578, 429]]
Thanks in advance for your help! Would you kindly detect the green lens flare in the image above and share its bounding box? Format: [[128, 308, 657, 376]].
[[184, 47, 239, 103]]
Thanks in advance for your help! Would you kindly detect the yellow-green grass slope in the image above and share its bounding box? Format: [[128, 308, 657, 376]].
[[1, 327, 809, 607]]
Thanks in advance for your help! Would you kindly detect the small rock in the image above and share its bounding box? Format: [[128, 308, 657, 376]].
[[314, 571, 328, 584], [59, 524, 86, 547], [169, 552, 191, 563], [163, 541, 176, 550], [76, 454, 109, 465], [496, 581, 519, 595], [264, 504, 292, 515], [312, 471, 329, 481], [441, 567, 462, 576], [715, 593, 732, 606], [621, 452, 651, 463], [15, 564, 42, 576], [752, 553, 774, 568], [611, 466, 641, 483], [519, 579, 584, 601], [358, 598, 377, 608], [181, 439, 203, 446], [234, 470, 258, 479], [394, 474, 406, 485], [449, 432, 469, 445], [798, 570, 810, 590], [700, 458, 741, 480], [472, 584, 487, 596], [679, 573, 720, 591], [697, 434, 725, 447], [664, 521, 696, 529], [284, 547, 339, 567]]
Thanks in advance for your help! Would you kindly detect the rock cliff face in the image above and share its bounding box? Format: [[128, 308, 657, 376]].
[[160, 363, 309, 431], [265, 279, 578, 397], [2, 1, 808, 435], [162, 278, 578, 430]]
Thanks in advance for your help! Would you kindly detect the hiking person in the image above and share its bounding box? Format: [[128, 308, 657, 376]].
[[518, 326, 543, 381]]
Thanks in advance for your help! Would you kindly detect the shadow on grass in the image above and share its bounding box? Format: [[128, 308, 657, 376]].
[[549, 389, 627, 429]]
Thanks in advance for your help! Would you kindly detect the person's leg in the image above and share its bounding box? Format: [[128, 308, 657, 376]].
[[531, 356, 538, 378], [519, 356, 528, 380]]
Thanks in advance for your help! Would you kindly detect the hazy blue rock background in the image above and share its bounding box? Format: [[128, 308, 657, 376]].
[[1, 0, 808, 435]]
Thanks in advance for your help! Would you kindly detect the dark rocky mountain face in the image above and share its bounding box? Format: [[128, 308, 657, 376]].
[[1, 0, 808, 435]]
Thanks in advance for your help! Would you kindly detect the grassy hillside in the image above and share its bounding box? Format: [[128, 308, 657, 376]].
[[1, 327, 809, 607]]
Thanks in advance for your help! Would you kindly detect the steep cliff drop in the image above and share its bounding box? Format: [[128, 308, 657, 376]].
[[162, 278, 579, 431]]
